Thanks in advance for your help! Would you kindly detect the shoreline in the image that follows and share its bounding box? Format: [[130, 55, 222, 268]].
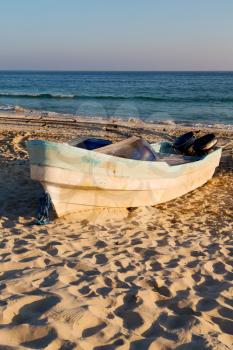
[[1, 109, 233, 132]]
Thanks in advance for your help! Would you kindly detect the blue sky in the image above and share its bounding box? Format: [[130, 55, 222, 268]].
[[0, 0, 233, 70]]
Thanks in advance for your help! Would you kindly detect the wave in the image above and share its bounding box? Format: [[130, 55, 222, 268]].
[[0, 104, 15, 111], [0, 93, 75, 99], [0, 92, 164, 100], [1, 92, 233, 103]]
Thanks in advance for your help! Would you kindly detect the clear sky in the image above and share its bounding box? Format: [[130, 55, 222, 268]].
[[0, 0, 233, 70]]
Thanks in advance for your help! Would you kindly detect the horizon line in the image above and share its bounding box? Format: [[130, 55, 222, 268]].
[[0, 69, 233, 73]]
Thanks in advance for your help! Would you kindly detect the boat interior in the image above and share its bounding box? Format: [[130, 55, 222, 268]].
[[68, 133, 218, 166]]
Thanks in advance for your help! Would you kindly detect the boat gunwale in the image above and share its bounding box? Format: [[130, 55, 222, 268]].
[[27, 139, 222, 170]]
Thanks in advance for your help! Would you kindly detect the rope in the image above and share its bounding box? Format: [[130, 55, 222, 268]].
[[35, 192, 51, 225]]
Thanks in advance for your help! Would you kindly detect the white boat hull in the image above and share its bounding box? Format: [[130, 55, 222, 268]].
[[27, 140, 222, 217]]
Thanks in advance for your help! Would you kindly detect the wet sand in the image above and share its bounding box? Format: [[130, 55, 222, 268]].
[[0, 112, 233, 349]]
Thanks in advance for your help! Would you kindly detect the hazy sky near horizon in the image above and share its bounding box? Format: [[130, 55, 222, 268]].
[[0, 0, 233, 70]]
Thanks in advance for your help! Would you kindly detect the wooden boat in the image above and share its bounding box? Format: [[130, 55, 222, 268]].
[[27, 138, 222, 217]]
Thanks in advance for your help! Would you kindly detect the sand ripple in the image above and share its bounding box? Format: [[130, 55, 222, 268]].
[[0, 121, 232, 349]]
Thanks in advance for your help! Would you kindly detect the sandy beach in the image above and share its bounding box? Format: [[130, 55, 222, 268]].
[[0, 112, 232, 350]]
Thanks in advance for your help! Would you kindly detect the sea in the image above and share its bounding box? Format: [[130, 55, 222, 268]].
[[0, 71, 233, 126]]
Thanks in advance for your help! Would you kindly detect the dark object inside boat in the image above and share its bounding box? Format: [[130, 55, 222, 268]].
[[174, 132, 217, 156], [193, 134, 217, 155], [69, 137, 112, 150], [173, 132, 196, 153]]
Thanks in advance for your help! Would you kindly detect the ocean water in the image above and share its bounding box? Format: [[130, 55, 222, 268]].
[[0, 71, 233, 125]]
